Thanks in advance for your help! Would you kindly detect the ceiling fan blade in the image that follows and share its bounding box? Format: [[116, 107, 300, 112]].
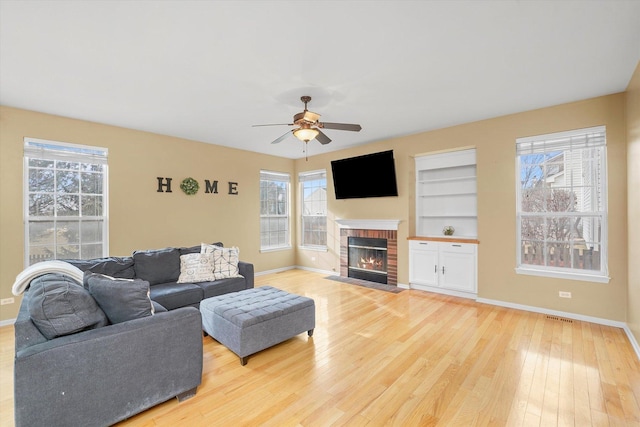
[[271, 130, 293, 144], [315, 130, 332, 145], [319, 122, 362, 132], [252, 123, 292, 127]]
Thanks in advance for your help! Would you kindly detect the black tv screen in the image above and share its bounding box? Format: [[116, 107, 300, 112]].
[[331, 150, 399, 199]]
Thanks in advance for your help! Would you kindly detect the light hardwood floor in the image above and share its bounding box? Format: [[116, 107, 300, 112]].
[[1, 269, 640, 426]]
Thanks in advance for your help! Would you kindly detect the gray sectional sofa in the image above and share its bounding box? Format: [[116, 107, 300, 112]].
[[13, 243, 255, 427], [65, 242, 255, 310]]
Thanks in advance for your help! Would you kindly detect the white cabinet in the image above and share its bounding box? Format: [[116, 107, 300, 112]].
[[415, 149, 477, 238], [409, 240, 439, 287], [409, 239, 477, 297]]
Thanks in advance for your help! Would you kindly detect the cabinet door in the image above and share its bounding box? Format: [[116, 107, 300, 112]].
[[439, 244, 476, 293], [409, 243, 438, 286]]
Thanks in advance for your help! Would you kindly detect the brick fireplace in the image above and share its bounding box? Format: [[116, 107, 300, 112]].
[[337, 220, 399, 286]]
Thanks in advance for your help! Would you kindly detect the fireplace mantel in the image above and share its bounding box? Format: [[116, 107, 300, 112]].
[[335, 219, 401, 231]]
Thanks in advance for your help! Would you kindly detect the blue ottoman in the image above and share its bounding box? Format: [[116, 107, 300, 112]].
[[200, 286, 315, 365]]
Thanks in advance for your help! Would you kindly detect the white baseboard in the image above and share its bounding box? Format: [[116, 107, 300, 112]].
[[0, 318, 16, 327], [410, 283, 477, 300], [475, 297, 626, 328], [623, 325, 640, 361]]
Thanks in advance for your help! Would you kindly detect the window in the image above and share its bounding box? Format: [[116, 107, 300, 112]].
[[260, 170, 290, 251], [24, 138, 108, 266], [299, 170, 327, 249], [516, 126, 608, 282]]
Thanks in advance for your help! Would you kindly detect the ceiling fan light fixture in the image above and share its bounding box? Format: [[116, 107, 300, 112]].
[[293, 128, 319, 142]]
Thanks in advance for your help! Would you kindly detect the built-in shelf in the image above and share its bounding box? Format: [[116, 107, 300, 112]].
[[408, 236, 480, 244], [420, 192, 476, 198], [415, 149, 477, 238], [418, 176, 476, 184], [419, 214, 477, 218]]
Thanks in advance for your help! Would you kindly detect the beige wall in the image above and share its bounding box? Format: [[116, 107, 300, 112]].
[[627, 62, 640, 343], [297, 93, 628, 322], [0, 89, 631, 323], [0, 106, 296, 320]]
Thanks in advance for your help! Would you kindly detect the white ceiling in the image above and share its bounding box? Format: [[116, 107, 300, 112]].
[[1, 1, 639, 160]]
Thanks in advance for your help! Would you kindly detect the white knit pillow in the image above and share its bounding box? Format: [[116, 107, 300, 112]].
[[203, 245, 242, 280], [177, 253, 215, 283]]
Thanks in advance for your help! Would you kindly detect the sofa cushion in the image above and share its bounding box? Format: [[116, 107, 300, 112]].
[[198, 277, 247, 299], [27, 273, 108, 340], [63, 257, 135, 279], [133, 247, 180, 285], [202, 245, 242, 280], [179, 242, 223, 256], [85, 272, 154, 324], [149, 282, 204, 310], [177, 253, 216, 283]]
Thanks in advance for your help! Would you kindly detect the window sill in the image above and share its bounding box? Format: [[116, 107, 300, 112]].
[[260, 246, 292, 253], [516, 267, 610, 283], [299, 245, 328, 252]]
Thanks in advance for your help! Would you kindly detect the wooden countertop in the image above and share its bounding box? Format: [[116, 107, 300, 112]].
[[408, 236, 480, 244]]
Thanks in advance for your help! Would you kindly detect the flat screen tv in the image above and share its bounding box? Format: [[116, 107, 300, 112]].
[[331, 150, 399, 199]]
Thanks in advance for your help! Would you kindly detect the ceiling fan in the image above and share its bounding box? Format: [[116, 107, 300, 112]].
[[253, 95, 362, 146]]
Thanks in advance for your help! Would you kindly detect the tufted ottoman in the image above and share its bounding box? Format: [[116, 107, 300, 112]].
[[199, 286, 315, 365]]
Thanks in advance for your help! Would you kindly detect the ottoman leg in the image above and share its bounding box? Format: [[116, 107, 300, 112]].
[[240, 356, 248, 366], [308, 329, 314, 337]]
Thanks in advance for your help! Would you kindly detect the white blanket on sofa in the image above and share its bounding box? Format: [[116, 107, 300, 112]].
[[12, 260, 84, 296]]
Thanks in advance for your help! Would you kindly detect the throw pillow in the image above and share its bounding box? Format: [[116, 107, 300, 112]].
[[200, 242, 226, 254], [179, 242, 223, 256], [177, 253, 216, 283], [27, 273, 108, 340], [63, 257, 136, 279], [207, 246, 243, 280], [85, 272, 154, 324], [132, 247, 180, 285]]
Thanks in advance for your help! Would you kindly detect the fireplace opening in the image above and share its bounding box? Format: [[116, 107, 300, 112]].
[[348, 237, 388, 284]]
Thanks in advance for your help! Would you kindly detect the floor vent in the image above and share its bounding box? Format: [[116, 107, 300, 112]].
[[546, 315, 573, 323]]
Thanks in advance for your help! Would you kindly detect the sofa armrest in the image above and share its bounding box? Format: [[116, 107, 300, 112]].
[[238, 261, 254, 289], [14, 307, 203, 427]]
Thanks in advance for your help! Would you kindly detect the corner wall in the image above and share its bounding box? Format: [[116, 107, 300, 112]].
[[627, 62, 640, 344], [296, 93, 628, 322], [0, 106, 296, 321]]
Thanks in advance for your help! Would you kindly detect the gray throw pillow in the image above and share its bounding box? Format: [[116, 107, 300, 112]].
[[132, 247, 180, 285], [28, 273, 108, 340], [85, 272, 154, 324], [62, 256, 136, 279]]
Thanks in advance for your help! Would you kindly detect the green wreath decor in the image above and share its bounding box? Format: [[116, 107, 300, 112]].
[[180, 177, 200, 195]]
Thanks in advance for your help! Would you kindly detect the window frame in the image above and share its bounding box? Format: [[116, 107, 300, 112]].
[[299, 169, 328, 251], [23, 137, 109, 267], [259, 170, 291, 252], [515, 126, 609, 283]]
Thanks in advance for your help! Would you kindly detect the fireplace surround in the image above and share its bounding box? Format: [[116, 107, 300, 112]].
[[337, 220, 399, 286]]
